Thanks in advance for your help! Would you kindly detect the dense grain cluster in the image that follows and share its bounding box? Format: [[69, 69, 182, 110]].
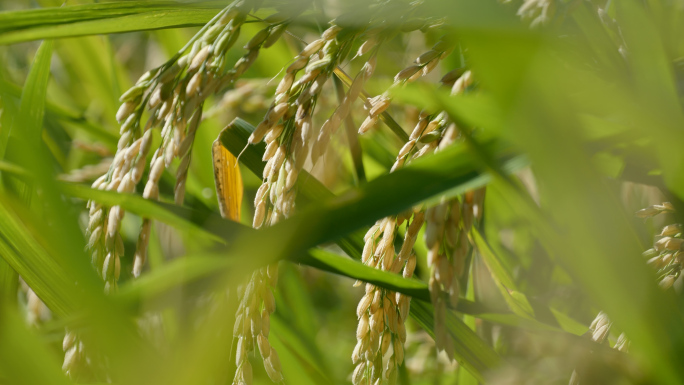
[[639, 202, 682, 290], [353, 215, 419, 385], [248, 22, 348, 225], [232, 264, 282, 384]]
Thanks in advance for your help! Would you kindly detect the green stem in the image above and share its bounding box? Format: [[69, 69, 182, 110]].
[[333, 75, 366, 184]]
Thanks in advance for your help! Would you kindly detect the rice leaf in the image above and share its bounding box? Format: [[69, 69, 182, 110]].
[[0, 2, 228, 45]]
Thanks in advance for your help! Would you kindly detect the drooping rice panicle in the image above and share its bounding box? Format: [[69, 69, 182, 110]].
[[359, 35, 455, 135], [232, 264, 282, 384], [86, 0, 259, 291], [352, 69, 483, 380], [247, 17, 366, 226], [353, 215, 417, 385], [233, 15, 370, 383], [69, 0, 271, 377]]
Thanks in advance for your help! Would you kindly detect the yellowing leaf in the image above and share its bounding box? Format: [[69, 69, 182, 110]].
[[212, 129, 243, 222]]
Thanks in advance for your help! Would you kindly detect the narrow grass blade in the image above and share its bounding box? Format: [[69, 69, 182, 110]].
[[0, 40, 54, 304], [0, 1, 225, 32], [0, 9, 226, 45], [60, 182, 223, 244]]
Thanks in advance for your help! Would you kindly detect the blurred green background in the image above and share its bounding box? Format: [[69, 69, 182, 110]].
[[1, 0, 684, 384]]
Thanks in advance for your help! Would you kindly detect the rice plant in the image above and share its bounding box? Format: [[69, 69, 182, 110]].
[[1, 0, 683, 384]]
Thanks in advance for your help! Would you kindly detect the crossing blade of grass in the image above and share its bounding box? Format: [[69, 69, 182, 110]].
[[304, 249, 558, 331], [116, 249, 503, 380], [115, 234, 550, 332], [129, 119, 516, 379], [220, 117, 517, 227], [57, 117, 539, 380], [2, 123, 560, 333], [60, 182, 224, 244], [304, 249, 430, 301]]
